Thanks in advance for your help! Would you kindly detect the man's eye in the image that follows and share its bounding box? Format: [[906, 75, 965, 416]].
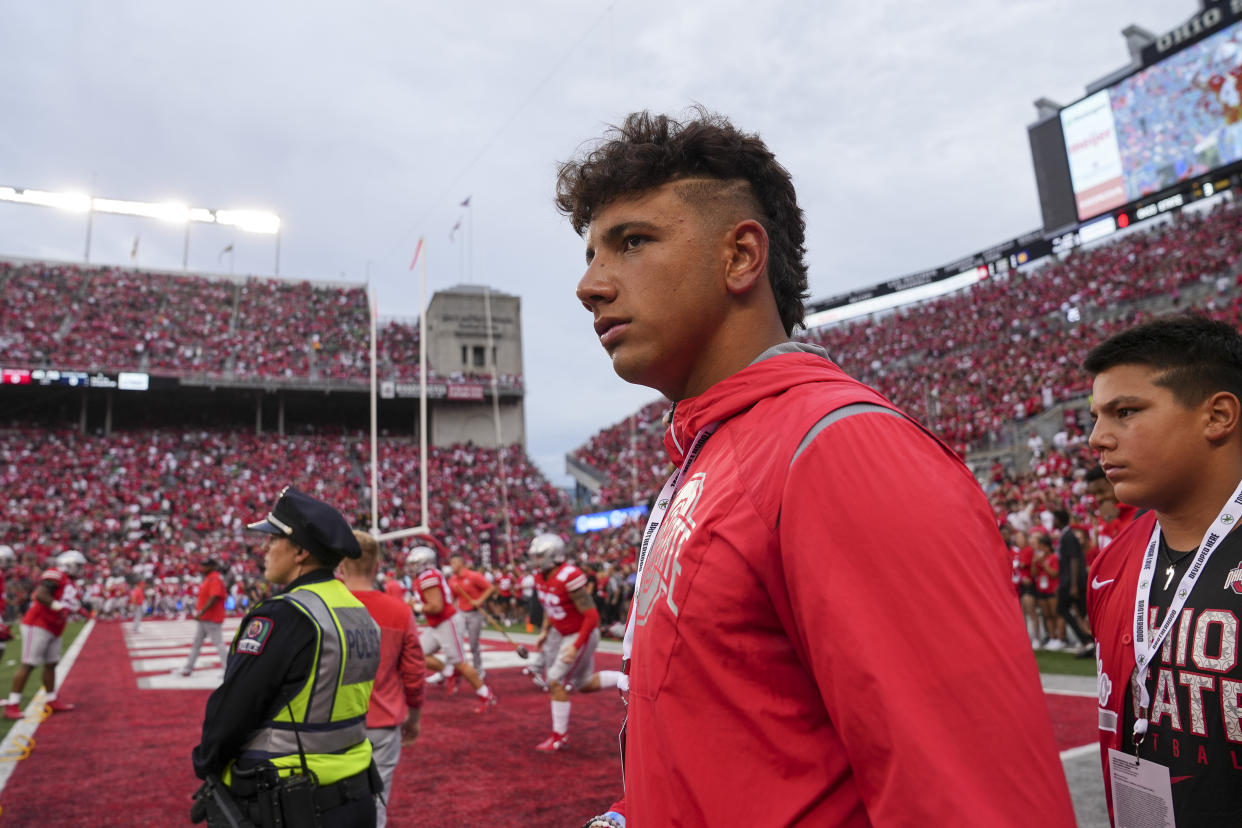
[[623, 235, 646, 250]]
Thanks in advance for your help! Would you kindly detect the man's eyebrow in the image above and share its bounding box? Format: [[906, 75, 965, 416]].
[[586, 220, 661, 263], [599, 220, 660, 245], [1091, 395, 1146, 413]]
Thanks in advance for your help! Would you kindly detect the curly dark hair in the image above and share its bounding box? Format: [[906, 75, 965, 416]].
[[555, 107, 809, 335]]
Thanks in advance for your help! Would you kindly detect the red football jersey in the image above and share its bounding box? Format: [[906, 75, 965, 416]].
[[534, 563, 589, 636], [416, 569, 455, 627], [23, 568, 70, 636]]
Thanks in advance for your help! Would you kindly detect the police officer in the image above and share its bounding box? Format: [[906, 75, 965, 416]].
[[192, 486, 382, 827]]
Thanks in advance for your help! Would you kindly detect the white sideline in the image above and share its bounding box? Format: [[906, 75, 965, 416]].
[[0, 618, 96, 794], [1060, 743, 1098, 761]]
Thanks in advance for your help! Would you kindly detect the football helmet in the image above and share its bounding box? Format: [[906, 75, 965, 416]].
[[57, 549, 86, 575], [0, 545, 14, 565], [406, 546, 437, 573], [527, 533, 566, 568]]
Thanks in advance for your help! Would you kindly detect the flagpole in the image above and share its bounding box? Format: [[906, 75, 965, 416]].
[[369, 284, 379, 533], [466, 198, 474, 284], [483, 285, 511, 566], [84, 174, 96, 264], [419, 240, 429, 535]]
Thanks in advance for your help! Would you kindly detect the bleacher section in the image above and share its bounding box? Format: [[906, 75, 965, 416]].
[[0, 260, 520, 387]]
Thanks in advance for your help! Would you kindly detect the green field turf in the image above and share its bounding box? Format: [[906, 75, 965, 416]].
[[0, 620, 87, 742], [1033, 648, 1097, 677]]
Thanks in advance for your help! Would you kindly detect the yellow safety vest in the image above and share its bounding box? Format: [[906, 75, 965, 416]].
[[224, 578, 380, 787]]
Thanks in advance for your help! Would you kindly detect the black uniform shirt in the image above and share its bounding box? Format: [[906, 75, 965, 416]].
[[191, 569, 336, 780]]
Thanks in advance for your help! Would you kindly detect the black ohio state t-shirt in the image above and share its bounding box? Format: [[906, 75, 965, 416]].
[[1122, 531, 1242, 827]]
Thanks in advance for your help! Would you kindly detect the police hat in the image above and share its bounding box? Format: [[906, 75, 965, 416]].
[[247, 486, 362, 564]]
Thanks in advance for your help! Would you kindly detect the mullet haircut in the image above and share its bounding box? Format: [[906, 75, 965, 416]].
[[1083, 315, 1242, 406], [555, 106, 809, 335]]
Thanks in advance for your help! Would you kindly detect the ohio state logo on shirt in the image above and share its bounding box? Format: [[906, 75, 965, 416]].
[[1226, 562, 1242, 595], [636, 472, 706, 627]]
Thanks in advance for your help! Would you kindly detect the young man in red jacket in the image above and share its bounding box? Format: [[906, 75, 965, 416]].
[[558, 108, 1074, 827], [342, 531, 425, 828], [1086, 316, 1242, 827]]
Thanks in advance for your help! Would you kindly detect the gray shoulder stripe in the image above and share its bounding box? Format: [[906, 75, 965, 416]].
[[791, 403, 905, 466]]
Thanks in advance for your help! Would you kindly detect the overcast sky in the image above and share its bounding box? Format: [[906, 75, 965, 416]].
[[0, 1, 1194, 488]]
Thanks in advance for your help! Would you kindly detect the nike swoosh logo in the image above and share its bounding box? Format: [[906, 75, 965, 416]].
[[1092, 578, 1116, 589], [1171, 776, 1193, 784]]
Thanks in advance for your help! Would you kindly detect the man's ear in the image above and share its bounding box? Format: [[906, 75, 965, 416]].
[[723, 219, 769, 296], [1205, 391, 1241, 443]]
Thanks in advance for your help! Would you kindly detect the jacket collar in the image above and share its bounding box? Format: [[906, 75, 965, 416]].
[[665, 342, 842, 464]]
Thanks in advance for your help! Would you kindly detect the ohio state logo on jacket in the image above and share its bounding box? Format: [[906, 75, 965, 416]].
[[636, 472, 706, 627]]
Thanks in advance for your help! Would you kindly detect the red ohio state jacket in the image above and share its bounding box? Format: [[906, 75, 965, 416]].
[[608, 345, 1074, 827]]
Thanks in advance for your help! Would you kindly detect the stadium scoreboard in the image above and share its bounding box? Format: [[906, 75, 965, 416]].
[[806, 3, 1242, 330], [0, 367, 170, 390], [1031, 3, 1242, 233]]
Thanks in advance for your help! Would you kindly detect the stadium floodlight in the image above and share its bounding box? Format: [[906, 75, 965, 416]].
[[0, 183, 282, 271], [91, 197, 191, 224], [215, 209, 280, 235], [0, 187, 92, 212]]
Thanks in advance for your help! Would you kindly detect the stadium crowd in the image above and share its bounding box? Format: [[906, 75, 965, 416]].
[[0, 261, 521, 387], [0, 425, 570, 624]]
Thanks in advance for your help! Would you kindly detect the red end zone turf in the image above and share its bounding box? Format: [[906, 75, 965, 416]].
[[0, 622, 1099, 826]]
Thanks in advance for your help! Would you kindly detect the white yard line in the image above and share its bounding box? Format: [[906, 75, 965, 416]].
[[0, 619, 96, 794], [1043, 687, 1100, 698], [1060, 743, 1098, 761]]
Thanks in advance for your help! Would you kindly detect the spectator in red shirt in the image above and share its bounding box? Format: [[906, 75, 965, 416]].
[[382, 571, 406, 603], [1084, 465, 1139, 567], [447, 555, 495, 677], [341, 531, 424, 828], [129, 578, 147, 634], [178, 558, 227, 677]]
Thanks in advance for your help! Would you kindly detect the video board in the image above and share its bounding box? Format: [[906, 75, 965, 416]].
[[1061, 11, 1242, 222]]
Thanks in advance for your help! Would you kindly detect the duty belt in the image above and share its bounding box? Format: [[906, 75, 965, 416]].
[[229, 767, 374, 812]]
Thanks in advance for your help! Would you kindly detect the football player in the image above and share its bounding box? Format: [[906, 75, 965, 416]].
[[5, 549, 84, 719], [407, 545, 496, 712], [528, 533, 622, 752]]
